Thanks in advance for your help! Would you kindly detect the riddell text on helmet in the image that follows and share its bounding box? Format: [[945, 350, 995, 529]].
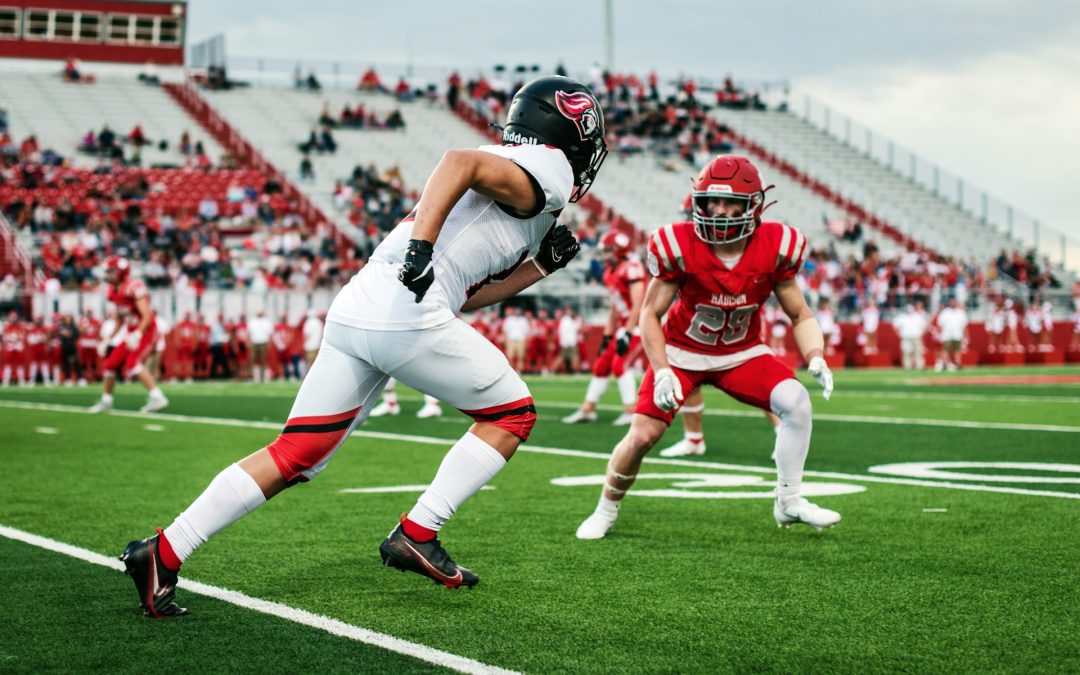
[[502, 130, 539, 145]]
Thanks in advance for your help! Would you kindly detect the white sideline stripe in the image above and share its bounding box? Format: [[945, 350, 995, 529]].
[[2, 400, 1079, 500], [0, 525, 520, 675]]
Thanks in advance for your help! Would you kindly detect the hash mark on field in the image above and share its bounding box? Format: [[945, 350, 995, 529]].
[[922, 508, 949, 513], [35, 427, 58, 434], [0, 525, 520, 675], [144, 424, 166, 432], [2, 400, 1079, 500]]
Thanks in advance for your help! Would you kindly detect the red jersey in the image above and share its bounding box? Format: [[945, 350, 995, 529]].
[[3, 322, 25, 351], [603, 257, 646, 324], [26, 324, 48, 351], [271, 323, 293, 352], [647, 221, 806, 362], [174, 320, 198, 350], [77, 316, 101, 349], [107, 278, 154, 324], [232, 322, 250, 347]]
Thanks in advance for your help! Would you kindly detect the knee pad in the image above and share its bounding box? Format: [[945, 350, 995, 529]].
[[266, 406, 361, 483], [461, 396, 537, 441], [770, 379, 811, 429]]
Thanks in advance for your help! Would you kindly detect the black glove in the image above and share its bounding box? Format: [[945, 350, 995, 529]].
[[598, 334, 612, 357], [534, 223, 580, 275], [615, 328, 631, 356], [398, 239, 435, 303]]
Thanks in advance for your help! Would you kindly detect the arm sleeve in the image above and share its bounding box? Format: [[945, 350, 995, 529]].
[[479, 144, 572, 214], [772, 224, 808, 283], [646, 226, 686, 283]]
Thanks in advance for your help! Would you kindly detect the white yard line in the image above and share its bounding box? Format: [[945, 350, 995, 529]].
[[2, 400, 1078, 500], [0, 524, 520, 675]]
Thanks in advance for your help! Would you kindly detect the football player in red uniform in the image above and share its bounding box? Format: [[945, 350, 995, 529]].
[[577, 155, 838, 539], [77, 309, 101, 384], [25, 316, 51, 385], [562, 229, 645, 425], [88, 256, 169, 413], [1, 312, 26, 386]]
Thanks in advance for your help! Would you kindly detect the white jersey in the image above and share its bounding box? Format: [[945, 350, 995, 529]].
[[557, 315, 581, 348], [987, 308, 1006, 334], [936, 307, 968, 341], [248, 315, 274, 344], [894, 311, 929, 340], [1025, 308, 1043, 333], [328, 144, 573, 330], [861, 305, 880, 333]]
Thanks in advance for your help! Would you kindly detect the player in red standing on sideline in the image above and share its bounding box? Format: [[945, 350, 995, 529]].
[[269, 313, 294, 380], [194, 314, 211, 380], [88, 256, 169, 413], [119, 75, 606, 615], [232, 314, 252, 379], [576, 154, 838, 540], [25, 316, 51, 386], [77, 309, 101, 385], [46, 318, 62, 385], [1, 311, 27, 386], [563, 229, 645, 425], [172, 312, 198, 382]]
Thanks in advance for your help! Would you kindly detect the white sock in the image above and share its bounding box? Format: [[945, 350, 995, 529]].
[[408, 432, 507, 531], [423, 395, 439, 406], [597, 494, 621, 515], [163, 463, 266, 564], [584, 376, 610, 405], [615, 371, 637, 406], [149, 386, 164, 399], [2, 365, 9, 385], [770, 379, 812, 503], [684, 431, 704, 444], [101, 393, 113, 405]]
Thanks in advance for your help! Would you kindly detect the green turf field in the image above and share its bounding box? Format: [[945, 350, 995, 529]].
[[1, 366, 1078, 673]]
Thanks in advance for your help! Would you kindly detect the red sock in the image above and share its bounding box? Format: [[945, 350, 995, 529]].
[[402, 517, 436, 543], [155, 528, 182, 571]]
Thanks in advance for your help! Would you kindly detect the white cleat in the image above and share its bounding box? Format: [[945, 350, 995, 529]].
[[561, 408, 597, 424], [416, 403, 442, 419], [88, 399, 113, 414], [369, 401, 400, 417], [774, 497, 841, 531], [659, 439, 707, 458], [140, 395, 169, 413], [611, 412, 634, 426], [576, 509, 619, 540]]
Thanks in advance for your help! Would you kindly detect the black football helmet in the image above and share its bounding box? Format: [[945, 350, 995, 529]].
[[500, 75, 608, 202]]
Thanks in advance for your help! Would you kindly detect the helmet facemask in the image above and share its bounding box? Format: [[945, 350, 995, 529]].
[[568, 135, 608, 203], [691, 190, 765, 244]]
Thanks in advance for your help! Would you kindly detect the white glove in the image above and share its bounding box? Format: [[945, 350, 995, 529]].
[[96, 341, 107, 357], [125, 329, 143, 350], [807, 356, 833, 401], [652, 367, 684, 412]]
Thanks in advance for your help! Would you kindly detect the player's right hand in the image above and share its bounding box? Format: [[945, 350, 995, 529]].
[[615, 328, 631, 356], [398, 239, 435, 303], [653, 367, 684, 412]]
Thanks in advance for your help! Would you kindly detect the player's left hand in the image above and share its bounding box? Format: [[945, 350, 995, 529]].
[[125, 330, 142, 350], [534, 223, 580, 275], [653, 367, 684, 412], [807, 356, 833, 401], [398, 239, 435, 303], [615, 327, 631, 356]]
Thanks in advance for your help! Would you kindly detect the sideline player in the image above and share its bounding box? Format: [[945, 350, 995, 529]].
[[88, 256, 169, 413], [576, 155, 837, 540], [562, 230, 645, 425], [119, 76, 608, 616]]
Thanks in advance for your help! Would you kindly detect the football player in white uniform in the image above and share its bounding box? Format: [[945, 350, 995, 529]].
[[119, 76, 608, 616]]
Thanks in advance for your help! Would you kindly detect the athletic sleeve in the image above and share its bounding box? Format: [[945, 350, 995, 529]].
[[772, 223, 808, 283], [646, 225, 686, 283], [479, 144, 573, 214]]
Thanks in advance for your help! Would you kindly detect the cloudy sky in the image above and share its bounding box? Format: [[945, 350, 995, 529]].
[[188, 0, 1080, 249]]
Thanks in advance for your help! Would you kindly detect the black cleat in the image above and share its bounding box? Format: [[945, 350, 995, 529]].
[[119, 530, 188, 618], [379, 519, 479, 590]]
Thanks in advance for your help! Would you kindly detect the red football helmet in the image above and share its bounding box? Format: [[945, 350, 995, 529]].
[[104, 255, 131, 285], [691, 155, 775, 244], [599, 229, 633, 263]]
